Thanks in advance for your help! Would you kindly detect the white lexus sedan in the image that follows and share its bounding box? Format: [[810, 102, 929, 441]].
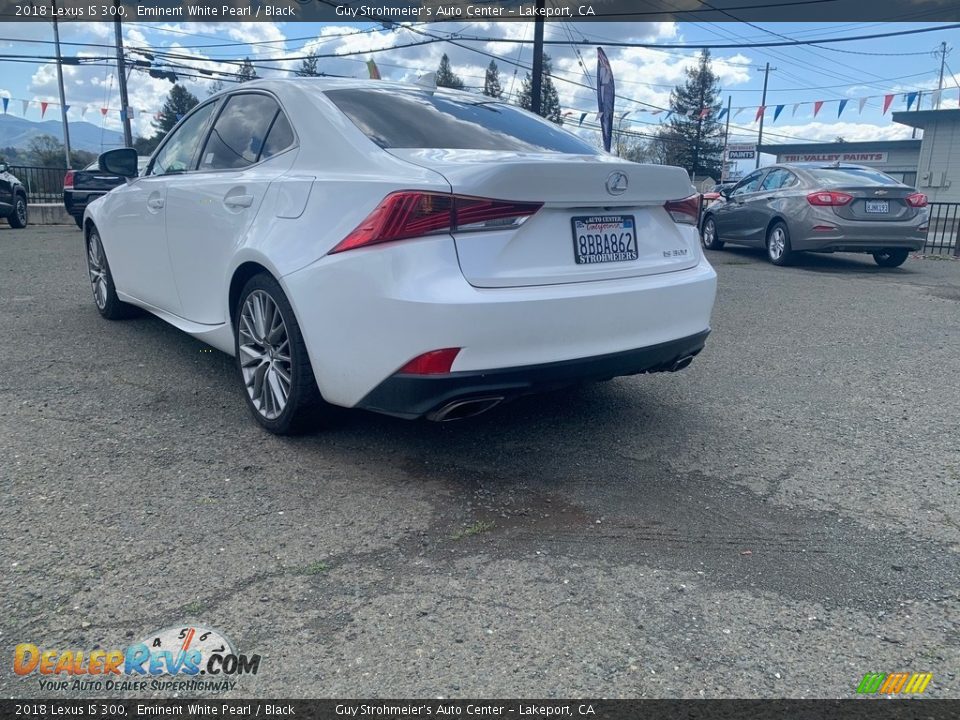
[[83, 78, 717, 434]]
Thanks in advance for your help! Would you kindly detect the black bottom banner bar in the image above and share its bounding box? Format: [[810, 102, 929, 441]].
[[4, 700, 959, 720]]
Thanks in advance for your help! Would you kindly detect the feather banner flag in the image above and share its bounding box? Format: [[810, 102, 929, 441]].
[[1, 97, 7, 114], [40, 101, 48, 118], [906, 91, 918, 111], [858, 97, 868, 114], [755, 105, 765, 122], [813, 100, 824, 118], [596, 47, 616, 153], [773, 104, 784, 122], [366, 59, 381, 80], [791, 103, 800, 117], [837, 99, 848, 117], [882, 94, 894, 114]]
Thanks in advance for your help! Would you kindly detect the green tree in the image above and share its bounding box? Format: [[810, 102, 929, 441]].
[[517, 54, 562, 124], [152, 84, 199, 137], [133, 135, 161, 156], [23, 135, 94, 168], [237, 58, 258, 83], [435, 53, 464, 90], [207, 78, 226, 96], [295, 52, 320, 77], [483, 60, 503, 98], [656, 49, 724, 181]]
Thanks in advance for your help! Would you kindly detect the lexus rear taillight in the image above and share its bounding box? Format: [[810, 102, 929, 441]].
[[63, 170, 74, 189], [906, 192, 928, 208], [664, 194, 701, 225], [397, 348, 461, 375], [806, 190, 853, 206], [330, 191, 542, 254]]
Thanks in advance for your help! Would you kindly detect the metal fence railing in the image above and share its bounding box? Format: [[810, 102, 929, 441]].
[[8, 165, 67, 204], [925, 202, 960, 256]]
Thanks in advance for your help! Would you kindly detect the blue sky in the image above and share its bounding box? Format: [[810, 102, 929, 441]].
[[0, 20, 957, 150]]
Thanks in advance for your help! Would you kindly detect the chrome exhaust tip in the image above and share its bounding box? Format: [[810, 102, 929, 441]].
[[427, 396, 504, 422], [669, 355, 695, 372]]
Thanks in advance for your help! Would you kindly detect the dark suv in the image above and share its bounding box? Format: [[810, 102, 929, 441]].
[[0, 162, 28, 229]]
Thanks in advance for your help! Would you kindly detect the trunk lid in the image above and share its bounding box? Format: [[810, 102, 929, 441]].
[[389, 149, 701, 288], [826, 186, 920, 223]]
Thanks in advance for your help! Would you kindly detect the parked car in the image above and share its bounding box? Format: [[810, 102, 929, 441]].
[[64, 157, 149, 229], [702, 179, 737, 207], [83, 79, 716, 434], [0, 161, 28, 229], [700, 163, 928, 267]]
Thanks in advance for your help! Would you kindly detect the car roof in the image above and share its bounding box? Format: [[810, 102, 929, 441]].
[[211, 77, 481, 99], [777, 162, 877, 171]]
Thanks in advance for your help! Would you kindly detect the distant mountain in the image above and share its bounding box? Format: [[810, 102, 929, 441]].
[[0, 114, 125, 153]]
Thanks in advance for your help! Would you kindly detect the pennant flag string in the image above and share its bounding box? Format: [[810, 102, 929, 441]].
[[837, 99, 848, 118]]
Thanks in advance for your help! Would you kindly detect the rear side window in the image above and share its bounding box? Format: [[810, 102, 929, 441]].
[[261, 112, 295, 160], [808, 167, 901, 187], [325, 88, 597, 155], [199, 94, 282, 170]]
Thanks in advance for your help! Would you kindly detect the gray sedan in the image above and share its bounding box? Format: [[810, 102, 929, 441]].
[[700, 163, 928, 267]]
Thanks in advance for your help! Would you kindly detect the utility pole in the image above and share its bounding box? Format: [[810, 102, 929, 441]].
[[755, 62, 775, 169], [530, 0, 545, 116], [51, 0, 72, 169], [721, 95, 731, 181], [936, 41, 947, 109], [114, 1, 133, 147]]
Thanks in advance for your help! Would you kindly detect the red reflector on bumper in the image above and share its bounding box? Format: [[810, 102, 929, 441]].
[[397, 348, 462, 375]]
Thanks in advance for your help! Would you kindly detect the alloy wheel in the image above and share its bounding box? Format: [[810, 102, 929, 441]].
[[768, 227, 786, 261], [15, 199, 26, 225], [87, 231, 109, 310], [238, 290, 293, 420]]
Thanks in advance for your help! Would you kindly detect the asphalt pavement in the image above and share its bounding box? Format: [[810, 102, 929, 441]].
[[1, 224, 958, 699]]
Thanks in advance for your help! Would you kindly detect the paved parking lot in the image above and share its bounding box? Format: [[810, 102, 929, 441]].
[[2, 224, 958, 698]]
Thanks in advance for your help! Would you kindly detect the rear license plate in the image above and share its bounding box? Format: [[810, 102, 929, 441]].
[[571, 215, 637, 264], [865, 200, 889, 214]]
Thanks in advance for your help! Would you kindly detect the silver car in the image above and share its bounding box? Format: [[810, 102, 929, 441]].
[[700, 163, 929, 267]]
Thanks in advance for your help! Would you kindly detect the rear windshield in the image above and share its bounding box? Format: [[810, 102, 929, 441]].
[[326, 88, 597, 155], [807, 167, 901, 187]]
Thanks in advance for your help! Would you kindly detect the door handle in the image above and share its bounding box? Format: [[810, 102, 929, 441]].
[[224, 194, 254, 209], [147, 197, 164, 210]]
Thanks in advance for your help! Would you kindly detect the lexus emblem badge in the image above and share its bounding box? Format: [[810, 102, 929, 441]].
[[606, 172, 628, 195]]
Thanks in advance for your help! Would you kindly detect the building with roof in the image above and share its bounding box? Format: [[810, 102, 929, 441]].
[[757, 139, 921, 187], [892, 108, 960, 203]]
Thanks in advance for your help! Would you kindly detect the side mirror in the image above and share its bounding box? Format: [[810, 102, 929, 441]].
[[719, 187, 731, 198], [98, 148, 138, 178], [0, 162, 7, 173]]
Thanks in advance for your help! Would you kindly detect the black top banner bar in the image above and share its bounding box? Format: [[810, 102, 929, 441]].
[[2, 0, 960, 22], [4, 699, 960, 720]]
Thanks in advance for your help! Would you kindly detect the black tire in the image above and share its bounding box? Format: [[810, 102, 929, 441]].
[[872, 249, 910, 268], [85, 225, 139, 320], [8, 193, 27, 228], [234, 273, 336, 435], [74, 215, 84, 230], [766, 220, 794, 266], [701, 215, 724, 250]]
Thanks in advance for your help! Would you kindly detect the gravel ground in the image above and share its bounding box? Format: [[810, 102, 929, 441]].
[[1, 225, 958, 699]]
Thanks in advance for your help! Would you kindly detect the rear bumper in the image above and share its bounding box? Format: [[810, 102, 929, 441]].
[[64, 191, 105, 217], [793, 216, 928, 252], [356, 330, 709, 419]]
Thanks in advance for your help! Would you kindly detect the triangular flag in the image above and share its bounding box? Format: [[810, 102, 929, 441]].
[[40, 101, 48, 118], [621, 111, 631, 120], [791, 103, 800, 117], [664, 111, 673, 120], [63, 104, 70, 114], [716, 107, 727, 121], [1, 97, 7, 114], [119, 109, 126, 121], [733, 107, 745, 120], [650, 109, 662, 116], [755, 105, 765, 122], [366, 59, 381, 80], [858, 97, 868, 114], [699, 107, 710, 118], [578, 112, 587, 127], [100, 107, 108, 116], [813, 100, 824, 118], [906, 92, 918, 111], [175, 113, 184, 120], [21, 100, 29, 115], [931, 89, 942, 108], [882, 94, 894, 114], [773, 104, 784, 122], [81, 105, 88, 118], [837, 99, 848, 117]]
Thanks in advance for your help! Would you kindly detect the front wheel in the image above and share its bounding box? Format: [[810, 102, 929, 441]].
[[701, 216, 724, 250], [766, 221, 793, 266], [8, 194, 27, 228], [872, 249, 910, 268], [235, 274, 336, 434]]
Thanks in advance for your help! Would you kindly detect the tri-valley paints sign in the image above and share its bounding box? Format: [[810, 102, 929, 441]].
[[726, 144, 756, 160], [779, 152, 889, 163]]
